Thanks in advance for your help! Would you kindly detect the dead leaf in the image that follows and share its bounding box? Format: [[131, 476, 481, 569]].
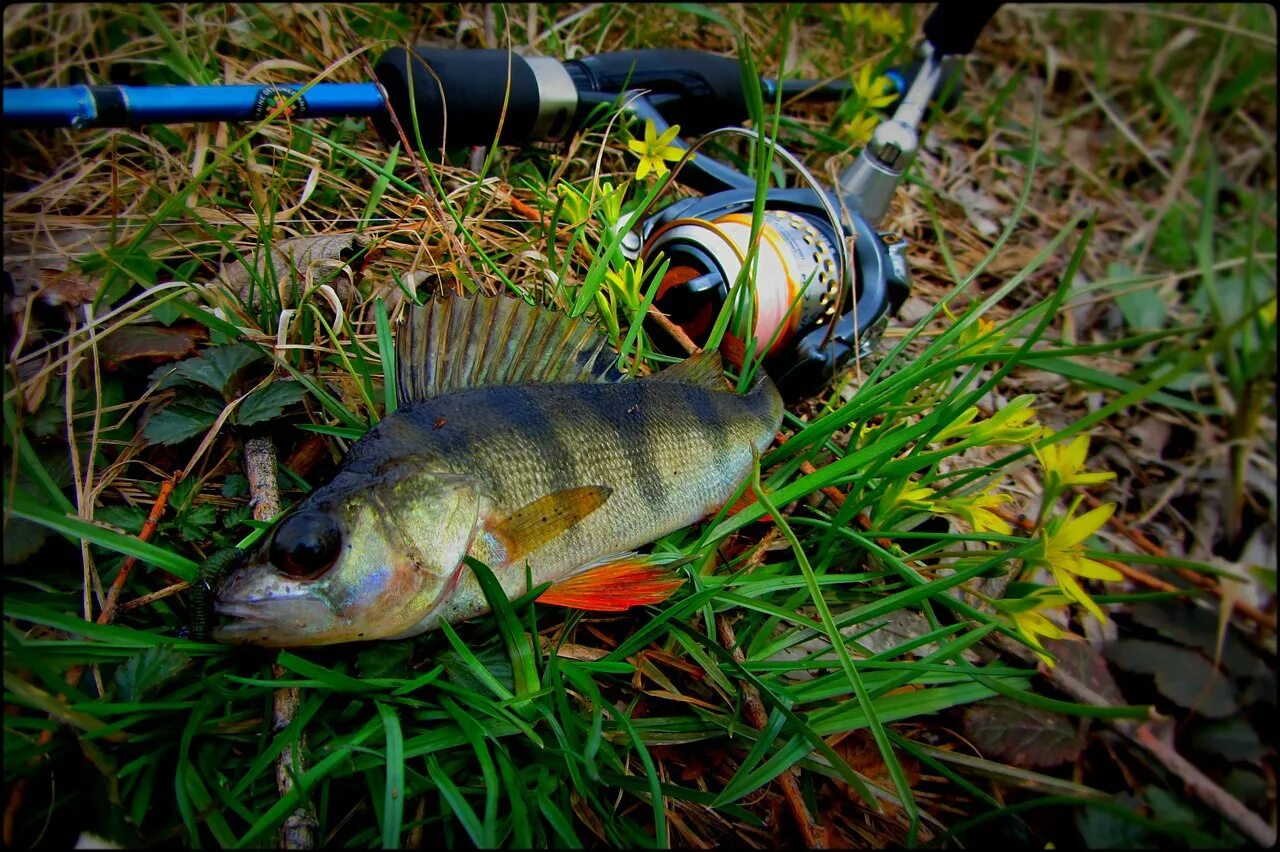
[[832, 730, 921, 793], [963, 698, 1085, 768], [16, 354, 52, 413], [1042, 636, 1126, 705], [100, 324, 205, 366], [217, 233, 370, 306], [39, 267, 99, 306]]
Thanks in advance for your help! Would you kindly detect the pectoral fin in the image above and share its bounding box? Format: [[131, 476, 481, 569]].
[[487, 485, 612, 563], [536, 552, 684, 612]]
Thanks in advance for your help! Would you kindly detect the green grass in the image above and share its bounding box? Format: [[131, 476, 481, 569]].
[[3, 3, 1276, 849]]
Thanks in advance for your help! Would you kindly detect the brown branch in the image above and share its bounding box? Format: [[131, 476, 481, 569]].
[[716, 614, 830, 848], [119, 580, 191, 612], [97, 472, 182, 625], [992, 633, 1276, 848]]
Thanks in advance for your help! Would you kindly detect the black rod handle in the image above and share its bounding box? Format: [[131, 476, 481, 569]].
[[922, 2, 1001, 56]]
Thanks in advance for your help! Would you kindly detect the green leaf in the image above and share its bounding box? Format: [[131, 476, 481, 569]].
[[115, 645, 193, 701], [356, 643, 414, 680], [8, 489, 199, 581], [1104, 639, 1236, 717], [236, 380, 307, 426], [377, 703, 405, 849], [962, 697, 1084, 768], [1113, 280, 1168, 331], [169, 343, 263, 394], [2, 518, 51, 565], [96, 505, 148, 535], [143, 402, 223, 445], [221, 473, 249, 498], [1075, 794, 1151, 849], [1144, 786, 1198, 829], [1189, 718, 1266, 765]]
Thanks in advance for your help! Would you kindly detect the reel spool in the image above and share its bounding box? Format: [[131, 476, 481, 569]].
[[646, 209, 846, 356]]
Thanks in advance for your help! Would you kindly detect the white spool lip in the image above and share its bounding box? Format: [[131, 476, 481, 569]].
[[644, 215, 800, 356]]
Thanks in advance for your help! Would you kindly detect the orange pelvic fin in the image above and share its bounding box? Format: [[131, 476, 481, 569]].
[[724, 487, 773, 523], [536, 553, 684, 612]]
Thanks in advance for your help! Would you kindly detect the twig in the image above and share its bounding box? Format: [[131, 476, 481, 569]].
[[716, 614, 830, 848], [992, 633, 1276, 848], [243, 436, 317, 850], [119, 580, 192, 612], [97, 473, 182, 625]]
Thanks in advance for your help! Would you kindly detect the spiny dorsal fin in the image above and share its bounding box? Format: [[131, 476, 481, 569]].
[[396, 295, 622, 403], [486, 485, 613, 564], [646, 349, 726, 390]]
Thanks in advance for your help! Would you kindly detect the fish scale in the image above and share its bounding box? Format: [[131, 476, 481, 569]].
[[213, 295, 783, 645]]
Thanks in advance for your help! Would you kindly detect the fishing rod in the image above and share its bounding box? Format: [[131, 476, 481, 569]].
[[4, 2, 1000, 398]]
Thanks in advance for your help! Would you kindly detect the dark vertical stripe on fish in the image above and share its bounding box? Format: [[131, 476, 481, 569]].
[[593, 381, 667, 510], [687, 385, 733, 476], [489, 385, 586, 548]]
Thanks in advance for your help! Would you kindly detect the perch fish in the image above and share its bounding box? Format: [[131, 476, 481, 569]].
[[214, 294, 783, 646]]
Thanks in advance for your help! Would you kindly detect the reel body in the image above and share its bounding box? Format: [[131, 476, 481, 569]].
[[634, 187, 911, 400]]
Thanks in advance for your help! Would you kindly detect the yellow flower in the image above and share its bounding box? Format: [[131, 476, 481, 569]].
[[594, 180, 624, 226], [933, 395, 1041, 446], [994, 590, 1069, 666], [841, 112, 879, 145], [870, 8, 905, 40], [1026, 501, 1123, 623], [878, 480, 936, 521], [555, 182, 591, 224], [973, 396, 1041, 445], [840, 5, 874, 29], [605, 257, 646, 313], [1260, 297, 1277, 325], [935, 486, 1014, 536], [1034, 434, 1116, 494], [851, 64, 897, 111], [627, 121, 684, 180]]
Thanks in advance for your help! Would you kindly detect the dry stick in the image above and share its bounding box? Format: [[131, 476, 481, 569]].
[[119, 580, 191, 611], [992, 632, 1277, 848], [2, 468, 182, 846], [243, 436, 318, 851], [715, 614, 830, 848]]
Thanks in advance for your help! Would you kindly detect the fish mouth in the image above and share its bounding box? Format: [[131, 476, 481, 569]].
[[211, 596, 335, 646]]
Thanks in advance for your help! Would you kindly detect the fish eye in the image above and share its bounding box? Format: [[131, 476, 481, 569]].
[[270, 512, 341, 580]]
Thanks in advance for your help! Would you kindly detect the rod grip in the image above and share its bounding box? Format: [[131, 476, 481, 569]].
[[565, 49, 747, 133], [922, 2, 1001, 55], [373, 47, 541, 148]]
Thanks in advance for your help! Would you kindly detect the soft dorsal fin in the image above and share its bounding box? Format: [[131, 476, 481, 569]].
[[397, 295, 622, 403], [645, 349, 727, 390]]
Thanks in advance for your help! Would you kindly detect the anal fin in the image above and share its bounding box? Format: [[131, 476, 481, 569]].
[[536, 553, 683, 612]]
